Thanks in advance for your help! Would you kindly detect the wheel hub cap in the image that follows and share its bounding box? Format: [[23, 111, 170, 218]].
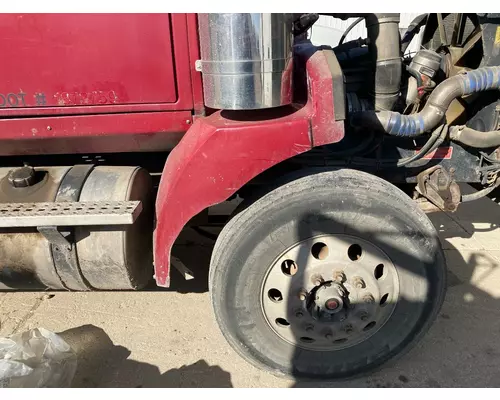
[[325, 298, 340, 311], [261, 234, 400, 351], [310, 282, 346, 320]]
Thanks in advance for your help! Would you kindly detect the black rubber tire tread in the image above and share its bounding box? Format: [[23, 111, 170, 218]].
[[209, 168, 446, 380]]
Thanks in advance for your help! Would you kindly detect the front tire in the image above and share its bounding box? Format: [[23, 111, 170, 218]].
[[209, 169, 446, 379]]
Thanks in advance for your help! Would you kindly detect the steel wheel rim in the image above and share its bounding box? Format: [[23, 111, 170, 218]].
[[261, 234, 400, 351]]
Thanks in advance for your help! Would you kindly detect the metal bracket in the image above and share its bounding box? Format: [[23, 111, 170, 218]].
[[56, 164, 95, 202], [171, 256, 194, 280], [416, 165, 461, 212], [436, 14, 449, 47], [195, 60, 202, 72], [37, 226, 92, 291], [46, 164, 95, 290], [37, 226, 72, 251], [494, 104, 500, 131]]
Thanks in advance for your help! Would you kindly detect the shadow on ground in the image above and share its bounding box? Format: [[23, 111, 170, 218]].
[[58, 324, 233, 388], [164, 186, 500, 387], [292, 188, 500, 388], [45, 185, 500, 388], [143, 227, 216, 294]]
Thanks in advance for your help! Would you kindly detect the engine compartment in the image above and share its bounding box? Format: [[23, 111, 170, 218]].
[[287, 13, 500, 210]]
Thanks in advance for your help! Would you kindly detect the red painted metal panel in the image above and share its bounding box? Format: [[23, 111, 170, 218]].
[[153, 50, 345, 287], [154, 109, 312, 287], [0, 13, 197, 117], [169, 13, 195, 111], [0, 103, 185, 117], [186, 13, 205, 117], [0, 111, 191, 156]]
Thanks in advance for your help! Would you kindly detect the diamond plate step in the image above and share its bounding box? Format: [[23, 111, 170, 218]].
[[0, 201, 142, 228]]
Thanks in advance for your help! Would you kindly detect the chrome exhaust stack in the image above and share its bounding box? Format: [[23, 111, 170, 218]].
[[197, 13, 294, 110]]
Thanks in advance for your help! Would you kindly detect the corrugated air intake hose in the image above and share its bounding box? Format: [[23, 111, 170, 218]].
[[351, 66, 500, 138]]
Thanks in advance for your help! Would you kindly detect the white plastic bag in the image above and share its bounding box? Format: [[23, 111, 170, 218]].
[[0, 327, 77, 388]]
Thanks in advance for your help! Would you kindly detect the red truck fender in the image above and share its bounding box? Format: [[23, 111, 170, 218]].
[[153, 48, 345, 287]]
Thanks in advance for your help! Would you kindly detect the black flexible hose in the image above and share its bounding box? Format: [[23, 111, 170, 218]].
[[339, 17, 364, 45], [401, 14, 428, 53], [427, 125, 449, 154], [462, 179, 500, 202], [293, 13, 319, 36], [334, 37, 370, 53], [347, 124, 448, 168], [396, 124, 448, 167], [405, 64, 423, 89], [450, 126, 500, 148]]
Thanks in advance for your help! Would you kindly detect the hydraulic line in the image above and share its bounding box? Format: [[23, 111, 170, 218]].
[[339, 17, 364, 45], [396, 124, 448, 167], [462, 179, 500, 202], [347, 124, 448, 168], [401, 14, 428, 54]]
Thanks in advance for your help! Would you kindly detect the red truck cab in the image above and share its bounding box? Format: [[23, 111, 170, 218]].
[[0, 14, 202, 155]]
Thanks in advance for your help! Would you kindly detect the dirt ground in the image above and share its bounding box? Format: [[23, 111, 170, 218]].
[[2, 184, 500, 387]]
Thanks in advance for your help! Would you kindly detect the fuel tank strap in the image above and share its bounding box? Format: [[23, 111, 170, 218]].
[[56, 164, 95, 202], [52, 164, 95, 290]]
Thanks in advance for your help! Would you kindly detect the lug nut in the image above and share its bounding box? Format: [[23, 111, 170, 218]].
[[353, 276, 365, 289], [311, 274, 324, 286], [363, 294, 375, 304], [295, 310, 304, 318], [325, 333, 333, 340], [344, 324, 353, 334], [333, 270, 345, 283], [305, 325, 314, 332], [357, 311, 369, 321], [298, 290, 307, 301]]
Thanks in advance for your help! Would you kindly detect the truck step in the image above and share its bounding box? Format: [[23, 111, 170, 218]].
[[0, 201, 142, 228]]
